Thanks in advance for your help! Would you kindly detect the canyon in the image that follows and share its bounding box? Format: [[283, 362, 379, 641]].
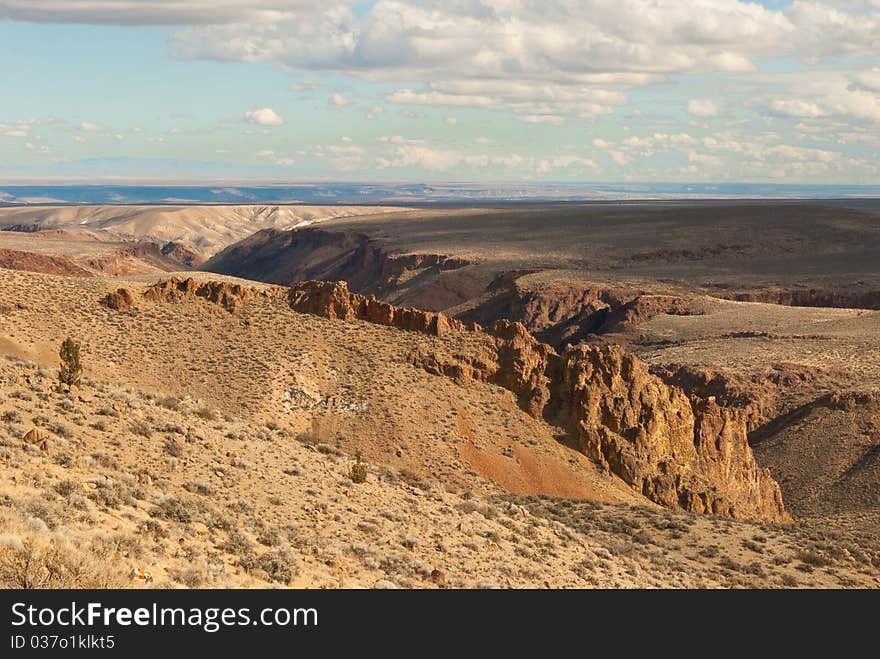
[[1, 200, 880, 588]]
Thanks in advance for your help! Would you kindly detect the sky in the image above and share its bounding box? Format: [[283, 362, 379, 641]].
[[0, 0, 879, 184]]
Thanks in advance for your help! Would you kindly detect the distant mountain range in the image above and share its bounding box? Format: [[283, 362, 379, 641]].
[[2, 182, 880, 205]]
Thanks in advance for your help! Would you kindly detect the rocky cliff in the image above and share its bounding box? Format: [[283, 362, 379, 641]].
[[287, 280, 467, 337], [287, 281, 786, 520]]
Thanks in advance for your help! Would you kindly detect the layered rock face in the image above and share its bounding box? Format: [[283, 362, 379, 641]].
[[553, 346, 785, 519], [409, 321, 786, 520], [276, 280, 782, 520], [288, 280, 467, 337]]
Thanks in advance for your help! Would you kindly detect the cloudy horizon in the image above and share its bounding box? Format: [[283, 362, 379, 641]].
[[1, 1, 879, 184]]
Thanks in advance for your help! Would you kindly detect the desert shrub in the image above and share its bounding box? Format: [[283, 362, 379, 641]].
[[58, 338, 83, 389], [1, 410, 21, 424], [171, 566, 205, 588], [195, 407, 217, 421], [47, 422, 72, 439], [220, 531, 254, 556], [796, 549, 831, 567], [256, 528, 282, 547], [137, 519, 169, 541], [349, 452, 368, 484], [157, 396, 181, 411], [130, 420, 153, 438], [0, 538, 126, 588], [183, 481, 215, 496], [150, 497, 193, 524], [251, 548, 299, 584], [54, 480, 79, 498], [163, 437, 183, 457]]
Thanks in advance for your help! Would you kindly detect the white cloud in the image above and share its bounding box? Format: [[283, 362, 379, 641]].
[[366, 105, 384, 119], [770, 99, 829, 118], [148, 1, 878, 124], [72, 135, 86, 143], [443, 116, 457, 126], [329, 93, 349, 107], [687, 99, 720, 117], [256, 148, 296, 167], [519, 115, 565, 125], [244, 107, 284, 126], [288, 79, 321, 91], [80, 121, 102, 132]]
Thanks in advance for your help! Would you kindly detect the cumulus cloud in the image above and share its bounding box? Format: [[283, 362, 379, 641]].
[[687, 99, 720, 117], [151, 1, 879, 123], [4, 1, 880, 181], [7, 1, 879, 127], [244, 107, 284, 126]]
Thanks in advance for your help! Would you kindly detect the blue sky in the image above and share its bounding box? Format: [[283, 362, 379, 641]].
[[1, 1, 878, 183]]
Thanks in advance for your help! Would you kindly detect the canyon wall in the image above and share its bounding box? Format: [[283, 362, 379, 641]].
[[285, 281, 787, 521]]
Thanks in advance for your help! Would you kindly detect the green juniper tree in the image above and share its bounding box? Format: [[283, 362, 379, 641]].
[[58, 337, 83, 389]]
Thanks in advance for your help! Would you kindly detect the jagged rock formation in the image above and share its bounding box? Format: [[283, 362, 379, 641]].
[[282, 281, 785, 520], [408, 324, 786, 520], [102, 277, 284, 313], [144, 277, 285, 312], [552, 346, 785, 519], [100, 288, 138, 310], [287, 280, 467, 337]]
